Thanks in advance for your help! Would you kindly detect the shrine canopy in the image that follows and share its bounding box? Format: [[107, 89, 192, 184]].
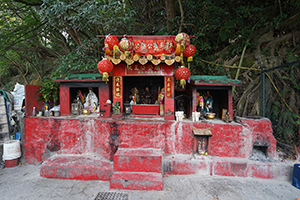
[[189, 75, 243, 87], [101, 33, 195, 67]]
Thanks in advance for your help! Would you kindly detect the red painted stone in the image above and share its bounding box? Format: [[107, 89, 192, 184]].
[[163, 155, 210, 175], [110, 172, 163, 190], [40, 154, 113, 181], [114, 148, 162, 173], [131, 105, 159, 115], [25, 85, 44, 117]]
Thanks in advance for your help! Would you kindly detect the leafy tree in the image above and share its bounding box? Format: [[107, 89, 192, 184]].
[[1, 0, 300, 145]]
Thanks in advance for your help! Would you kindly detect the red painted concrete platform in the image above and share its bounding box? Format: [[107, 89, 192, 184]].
[[40, 154, 113, 181], [114, 148, 162, 173], [163, 155, 293, 181], [110, 172, 163, 190], [111, 148, 163, 190]]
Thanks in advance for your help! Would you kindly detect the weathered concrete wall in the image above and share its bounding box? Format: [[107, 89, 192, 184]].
[[23, 116, 276, 164]]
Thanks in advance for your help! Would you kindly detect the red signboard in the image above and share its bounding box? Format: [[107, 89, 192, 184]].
[[113, 76, 122, 99], [125, 64, 162, 75], [165, 76, 173, 98], [128, 35, 176, 55]]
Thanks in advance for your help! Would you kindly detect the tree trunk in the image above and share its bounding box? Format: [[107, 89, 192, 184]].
[[165, 0, 176, 33]]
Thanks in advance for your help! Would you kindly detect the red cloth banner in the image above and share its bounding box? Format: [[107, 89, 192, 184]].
[[128, 36, 176, 55]]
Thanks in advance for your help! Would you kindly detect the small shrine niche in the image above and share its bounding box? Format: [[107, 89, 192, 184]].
[[53, 74, 110, 116], [189, 76, 242, 120], [192, 128, 213, 156], [196, 89, 228, 119]]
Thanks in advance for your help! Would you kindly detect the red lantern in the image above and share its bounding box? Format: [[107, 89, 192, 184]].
[[104, 35, 119, 50], [175, 66, 191, 88], [97, 58, 114, 82], [183, 44, 196, 58]]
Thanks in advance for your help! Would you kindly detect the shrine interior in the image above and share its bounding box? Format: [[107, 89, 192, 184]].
[[196, 88, 229, 119], [123, 76, 164, 105]]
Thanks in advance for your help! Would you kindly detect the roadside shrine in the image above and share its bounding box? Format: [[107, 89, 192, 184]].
[[23, 34, 287, 191]]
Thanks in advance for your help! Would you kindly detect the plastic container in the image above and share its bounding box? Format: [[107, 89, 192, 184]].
[[3, 140, 21, 168], [13, 95, 24, 111], [15, 132, 21, 140], [293, 164, 300, 189]]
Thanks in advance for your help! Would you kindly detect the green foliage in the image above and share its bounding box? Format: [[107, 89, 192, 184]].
[[270, 96, 299, 145], [283, 51, 300, 90], [38, 77, 59, 103], [54, 51, 97, 77]]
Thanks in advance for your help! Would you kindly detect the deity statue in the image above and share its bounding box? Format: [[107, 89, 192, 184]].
[[84, 88, 98, 108], [130, 87, 139, 104], [141, 87, 152, 104], [204, 91, 213, 115], [158, 87, 164, 116]]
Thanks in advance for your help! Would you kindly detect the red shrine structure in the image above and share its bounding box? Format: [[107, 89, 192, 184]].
[[23, 34, 290, 191]]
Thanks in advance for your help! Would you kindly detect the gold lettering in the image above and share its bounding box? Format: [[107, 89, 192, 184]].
[[167, 88, 171, 91], [116, 88, 120, 92], [116, 83, 120, 86], [155, 65, 160, 70], [127, 65, 133, 70], [148, 65, 153, 70], [134, 65, 139, 70]]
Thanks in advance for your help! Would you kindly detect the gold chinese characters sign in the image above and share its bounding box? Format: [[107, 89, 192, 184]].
[[165, 76, 173, 98], [125, 64, 162, 75], [113, 76, 122, 99]]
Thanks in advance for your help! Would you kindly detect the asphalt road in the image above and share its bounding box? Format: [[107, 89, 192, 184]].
[[1, 163, 300, 200]]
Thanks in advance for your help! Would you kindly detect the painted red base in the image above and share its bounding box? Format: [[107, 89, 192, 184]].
[[99, 103, 111, 117], [164, 114, 174, 120], [114, 148, 162, 173], [110, 172, 163, 190], [163, 155, 293, 181], [40, 154, 113, 181], [112, 114, 122, 119], [163, 155, 210, 175], [132, 105, 159, 115], [5, 158, 19, 168]]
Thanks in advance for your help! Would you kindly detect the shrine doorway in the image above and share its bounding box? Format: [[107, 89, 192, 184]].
[[123, 76, 164, 105]]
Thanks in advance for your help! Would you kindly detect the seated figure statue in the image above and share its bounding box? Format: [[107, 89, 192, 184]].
[[84, 88, 98, 109], [141, 87, 152, 104]]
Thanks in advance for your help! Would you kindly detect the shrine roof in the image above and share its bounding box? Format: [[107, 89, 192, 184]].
[[189, 75, 242, 86], [53, 73, 103, 82]]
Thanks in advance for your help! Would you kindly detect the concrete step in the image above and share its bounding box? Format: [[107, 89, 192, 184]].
[[110, 171, 163, 190], [40, 154, 113, 181], [114, 148, 162, 173]]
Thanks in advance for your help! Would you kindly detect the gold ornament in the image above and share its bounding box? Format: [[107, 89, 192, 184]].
[[146, 54, 153, 60], [139, 57, 147, 65], [120, 54, 126, 60], [151, 59, 161, 65], [133, 54, 139, 61], [125, 58, 134, 65], [165, 59, 175, 66]]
